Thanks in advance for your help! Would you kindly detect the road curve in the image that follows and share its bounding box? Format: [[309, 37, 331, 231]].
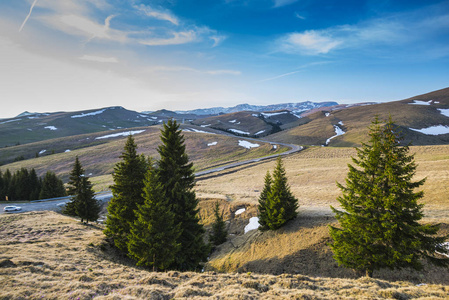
[[0, 136, 302, 214]]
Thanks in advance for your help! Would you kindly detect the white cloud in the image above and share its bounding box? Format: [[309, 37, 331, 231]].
[[19, 0, 39, 32], [280, 30, 342, 55], [80, 55, 118, 63], [135, 4, 179, 25], [139, 30, 197, 46], [273, 0, 298, 8], [146, 65, 240, 76]]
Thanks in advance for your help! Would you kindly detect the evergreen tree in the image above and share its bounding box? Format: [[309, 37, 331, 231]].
[[258, 171, 272, 231], [128, 167, 181, 271], [210, 202, 228, 246], [75, 176, 100, 224], [104, 135, 148, 252], [29, 168, 41, 200], [2, 169, 12, 201], [157, 119, 208, 271], [329, 117, 449, 277], [0, 170, 4, 201], [260, 157, 298, 230], [39, 171, 66, 199], [64, 156, 84, 216]]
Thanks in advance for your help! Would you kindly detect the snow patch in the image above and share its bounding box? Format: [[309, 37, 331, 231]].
[[229, 119, 237, 123], [185, 128, 214, 134], [409, 100, 432, 105], [244, 217, 260, 233], [438, 109, 449, 117], [409, 125, 449, 135], [0, 119, 21, 125], [326, 125, 346, 145], [44, 126, 57, 130], [252, 114, 259, 117], [65, 149, 71, 152], [338, 121, 344, 125], [261, 111, 288, 117], [39, 150, 46, 155], [95, 130, 146, 140], [255, 130, 265, 136], [239, 140, 260, 149], [229, 129, 250, 135], [71, 109, 106, 118], [200, 124, 211, 127], [235, 208, 246, 215], [325, 112, 330, 117], [207, 142, 217, 147]]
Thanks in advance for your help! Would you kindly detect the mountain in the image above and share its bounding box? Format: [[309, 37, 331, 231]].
[[265, 87, 449, 147], [174, 101, 338, 115]]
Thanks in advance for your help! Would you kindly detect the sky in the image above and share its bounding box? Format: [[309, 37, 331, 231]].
[[0, 0, 448, 118]]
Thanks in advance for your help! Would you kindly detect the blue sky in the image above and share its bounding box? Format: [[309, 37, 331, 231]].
[[0, 0, 448, 118]]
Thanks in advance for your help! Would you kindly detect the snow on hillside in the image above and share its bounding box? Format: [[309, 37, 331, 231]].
[[0, 119, 21, 125], [325, 125, 345, 145], [95, 130, 146, 140], [71, 109, 106, 118], [245, 217, 260, 233], [239, 140, 260, 149], [409, 125, 449, 135], [255, 130, 265, 135], [439, 109, 449, 117], [229, 129, 250, 135], [409, 100, 433, 105], [261, 111, 288, 117], [44, 126, 57, 130], [235, 208, 246, 215], [207, 142, 217, 146]]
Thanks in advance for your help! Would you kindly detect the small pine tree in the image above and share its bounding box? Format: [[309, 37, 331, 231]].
[[210, 202, 228, 246], [104, 135, 148, 252], [128, 167, 181, 271], [39, 171, 66, 199], [157, 119, 208, 271], [258, 171, 272, 231], [260, 157, 298, 230], [64, 156, 84, 216], [329, 117, 449, 277], [75, 176, 100, 224]]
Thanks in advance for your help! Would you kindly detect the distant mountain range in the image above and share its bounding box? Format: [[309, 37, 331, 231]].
[[172, 101, 338, 116]]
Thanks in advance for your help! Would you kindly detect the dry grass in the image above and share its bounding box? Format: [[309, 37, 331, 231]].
[[2, 211, 449, 299]]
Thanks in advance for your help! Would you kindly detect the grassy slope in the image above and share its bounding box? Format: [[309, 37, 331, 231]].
[[266, 87, 449, 147], [1, 211, 448, 299], [0, 125, 287, 186]]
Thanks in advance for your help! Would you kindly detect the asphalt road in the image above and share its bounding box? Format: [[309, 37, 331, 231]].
[[0, 139, 302, 215]]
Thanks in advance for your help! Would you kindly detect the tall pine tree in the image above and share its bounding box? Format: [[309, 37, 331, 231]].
[[258, 171, 272, 231], [157, 119, 208, 271], [210, 201, 228, 246], [329, 117, 449, 277], [75, 176, 100, 224], [259, 156, 298, 231], [64, 156, 84, 216], [104, 135, 148, 252], [128, 166, 181, 271]]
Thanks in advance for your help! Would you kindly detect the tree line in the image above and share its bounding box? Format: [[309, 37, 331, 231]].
[[0, 168, 65, 201]]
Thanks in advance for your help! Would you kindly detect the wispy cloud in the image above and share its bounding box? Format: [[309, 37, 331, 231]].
[[19, 0, 39, 32], [279, 30, 342, 55], [260, 61, 331, 82], [79, 55, 118, 63], [147, 66, 240, 76], [135, 4, 179, 26], [273, 0, 298, 8], [139, 30, 197, 46]]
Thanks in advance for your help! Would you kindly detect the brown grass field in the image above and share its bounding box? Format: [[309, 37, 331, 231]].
[[1, 211, 449, 299], [1, 145, 449, 299]]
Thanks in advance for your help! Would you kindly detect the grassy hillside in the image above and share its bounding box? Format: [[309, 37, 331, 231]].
[[0, 124, 287, 186], [1, 211, 448, 299], [266, 87, 449, 147]]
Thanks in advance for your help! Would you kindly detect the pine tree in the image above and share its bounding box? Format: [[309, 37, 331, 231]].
[[210, 202, 228, 246], [28, 169, 41, 200], [258, 171, 272, 231], [39, 171, 66, 199], [75, 176, 100, 224], [2, 169, 12, 201], [64, 156, 84, 216], [260, 157, 298, 230], [104, 135, 148, 252], [157, 119, 208, 271], [127, 167, 181, 271], [329, 117, 449, 277]]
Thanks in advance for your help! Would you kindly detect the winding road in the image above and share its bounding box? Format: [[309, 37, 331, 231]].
[[0, 137, 303, 214]]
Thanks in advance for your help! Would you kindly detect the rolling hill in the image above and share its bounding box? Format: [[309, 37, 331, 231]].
[[265, 87, 449, 147]]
